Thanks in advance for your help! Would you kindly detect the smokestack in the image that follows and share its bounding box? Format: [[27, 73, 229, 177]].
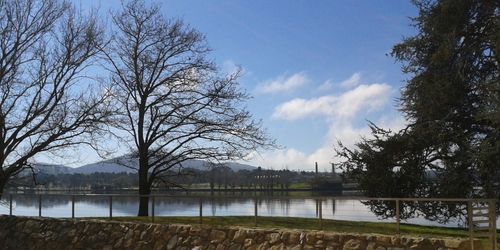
[[315, 162, 318, 174]]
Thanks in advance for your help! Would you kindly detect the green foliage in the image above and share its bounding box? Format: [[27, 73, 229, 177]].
[[8, 168, 315, 191], [309, 176, 342, 191], [337, 0, 500, 221]]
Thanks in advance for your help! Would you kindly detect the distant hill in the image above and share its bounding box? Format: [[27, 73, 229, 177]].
[[74, 157, 256, 174], [73, 157, 138, 174], [32, 156, 257, 175], [224, 162, 257, 172], [32, 163, 74, 175]]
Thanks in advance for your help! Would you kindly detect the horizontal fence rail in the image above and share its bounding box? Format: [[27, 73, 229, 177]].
[[0, 193, 497, 249]]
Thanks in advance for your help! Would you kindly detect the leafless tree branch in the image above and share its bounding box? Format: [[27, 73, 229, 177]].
[[103, 0, 274, 216]]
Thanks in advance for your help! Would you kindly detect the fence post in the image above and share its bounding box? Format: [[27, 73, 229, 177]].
[[199, 198, 203, 225], [254, 198, 258, 226], [395, 199, 400, 235], [72, 195, 75, 219], [109, 196, 113, 219], [489, 199, 497, 250], [38, 195, 42, 217], [315, 199, 318, 217], [319, 199, 323, 230], [151, 195, 155, 223], [9, 194, 12, 216], [468, 200, 474, 250]]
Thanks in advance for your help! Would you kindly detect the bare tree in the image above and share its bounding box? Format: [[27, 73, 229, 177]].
[[104, 0, 272, 216], [0, 0, 111, 197]]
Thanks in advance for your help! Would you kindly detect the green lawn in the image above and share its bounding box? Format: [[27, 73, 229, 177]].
[[171, 182, 312, 190], [102, 216, 471, 238], [288, 182, 311, 189]]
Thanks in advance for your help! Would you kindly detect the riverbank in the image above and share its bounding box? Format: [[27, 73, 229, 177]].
[[104, 216, 472, 238], [106, 216, 496, 249], [0, 215, 483, 249], [3, 181, 358, 194]]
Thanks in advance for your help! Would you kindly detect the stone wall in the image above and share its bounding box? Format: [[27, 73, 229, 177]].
[[0, 215, 481, 250]]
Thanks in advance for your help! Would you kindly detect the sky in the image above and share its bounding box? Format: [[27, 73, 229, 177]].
[[40, 0, 418, 171]]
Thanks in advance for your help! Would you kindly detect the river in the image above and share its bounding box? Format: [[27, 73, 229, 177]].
[[0, 193, 480, 228]]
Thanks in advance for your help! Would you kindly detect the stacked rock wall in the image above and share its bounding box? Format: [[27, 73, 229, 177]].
[[0, 216, 481, 250]]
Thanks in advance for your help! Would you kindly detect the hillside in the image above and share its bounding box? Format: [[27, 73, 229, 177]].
[[32, 163, 74, 175], [33, 157, 257, 175]]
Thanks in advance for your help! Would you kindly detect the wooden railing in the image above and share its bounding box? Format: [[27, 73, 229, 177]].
[[1, 194, 497, 250]]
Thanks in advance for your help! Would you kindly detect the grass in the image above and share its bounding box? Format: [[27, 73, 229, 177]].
[[288, 182, 311, 189], [101, 216, 470, 238], [174, 182, 312, 190]]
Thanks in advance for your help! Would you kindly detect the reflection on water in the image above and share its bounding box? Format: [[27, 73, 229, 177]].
[[0, 194, 480, 228]]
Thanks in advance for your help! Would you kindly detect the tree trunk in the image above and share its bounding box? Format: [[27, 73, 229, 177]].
[[0, 174, 8, 200], [137, 155, 150, 217], [137, 176, 150, 216]]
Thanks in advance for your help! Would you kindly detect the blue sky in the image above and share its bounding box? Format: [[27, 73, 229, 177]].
[[42, 0, 418, 170]]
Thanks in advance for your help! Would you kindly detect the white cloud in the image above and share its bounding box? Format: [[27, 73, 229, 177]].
[[273, 83, 391, 121], [317, 79, 334, 91], [247, 76, 405, 171], [339, 72, 362, 88], [247, 115, 406, 171], [272, 96, 336, 120], [246, 149, 308, 170], [256, 73, 308, 94], [222, 60, 244, 75], [245, 124, 372, 171], [317, 72, 362, 91]]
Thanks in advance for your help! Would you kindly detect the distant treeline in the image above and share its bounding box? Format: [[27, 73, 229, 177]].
[[8, 167, 342, 191]]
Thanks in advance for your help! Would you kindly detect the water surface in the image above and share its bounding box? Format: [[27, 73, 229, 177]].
[[0, 193, 475, 228]]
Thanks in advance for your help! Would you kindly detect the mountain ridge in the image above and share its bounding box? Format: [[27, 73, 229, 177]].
[[33, 156, 257, 175]]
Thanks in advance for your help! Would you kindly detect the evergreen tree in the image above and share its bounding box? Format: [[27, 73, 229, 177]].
[[337, 0, 499, 221]]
